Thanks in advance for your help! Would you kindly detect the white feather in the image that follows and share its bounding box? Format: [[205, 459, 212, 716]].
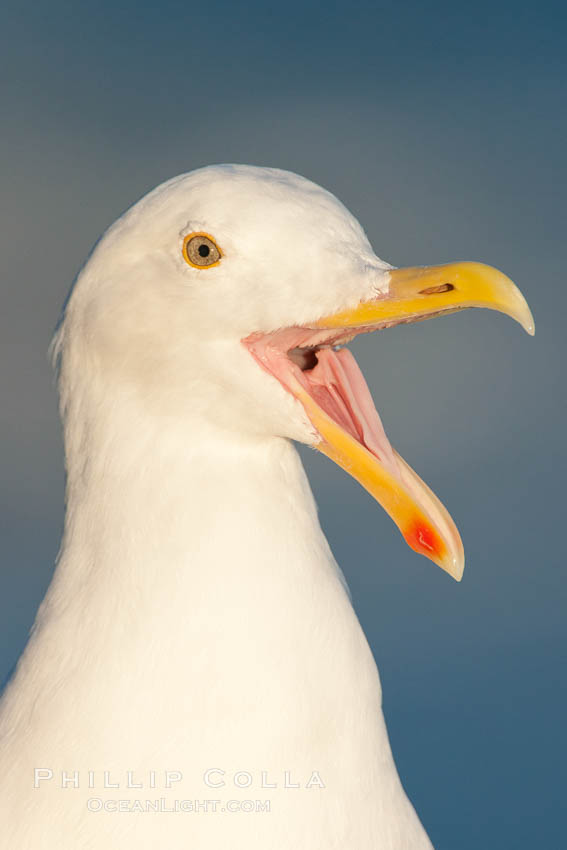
[[0, 165, 431, 848]]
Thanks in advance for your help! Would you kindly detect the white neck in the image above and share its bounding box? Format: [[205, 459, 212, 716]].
[[7, 392, 349, 717], [0, 390, 431, 848], [55, 422, 335, 635]]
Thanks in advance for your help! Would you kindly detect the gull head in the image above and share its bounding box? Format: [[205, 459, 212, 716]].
[[54, 164, 534, 580]]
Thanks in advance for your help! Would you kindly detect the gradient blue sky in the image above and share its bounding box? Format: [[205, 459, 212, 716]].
[[1, 1, 565, 847]]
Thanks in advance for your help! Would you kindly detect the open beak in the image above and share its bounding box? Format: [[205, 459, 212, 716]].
[[245, 262, 534, 581]]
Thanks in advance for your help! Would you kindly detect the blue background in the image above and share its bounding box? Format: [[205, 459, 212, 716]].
[[1, 1, 565, 846]]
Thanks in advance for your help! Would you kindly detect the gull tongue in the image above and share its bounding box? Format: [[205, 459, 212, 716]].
[[243, 329, 464, 578], [295, 346, 464, 579], [309, 348, 400, 479]]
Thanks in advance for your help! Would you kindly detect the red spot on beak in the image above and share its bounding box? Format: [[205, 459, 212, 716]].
[[404, 519, 444, 560]]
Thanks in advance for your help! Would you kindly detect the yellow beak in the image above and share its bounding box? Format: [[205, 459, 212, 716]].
[[316, 262, 534, 335], [302, 262, 534, 580]]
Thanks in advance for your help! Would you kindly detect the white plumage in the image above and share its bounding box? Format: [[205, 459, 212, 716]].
[[0, 165, 533, 848]]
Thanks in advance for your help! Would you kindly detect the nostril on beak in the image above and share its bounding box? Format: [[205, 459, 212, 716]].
[[419, 283, 455, 295]]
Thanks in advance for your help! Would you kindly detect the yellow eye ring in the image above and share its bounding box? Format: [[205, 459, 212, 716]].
[[182, 232, 222, 269]]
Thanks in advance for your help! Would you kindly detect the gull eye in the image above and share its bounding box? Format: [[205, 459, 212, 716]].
[[182, 233, 222, 268]]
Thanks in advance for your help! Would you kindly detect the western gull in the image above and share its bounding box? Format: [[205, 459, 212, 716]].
[[0, 165, 533, 848]]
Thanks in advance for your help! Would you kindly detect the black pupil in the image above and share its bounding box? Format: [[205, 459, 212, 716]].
[[198, 243, 210, 258]]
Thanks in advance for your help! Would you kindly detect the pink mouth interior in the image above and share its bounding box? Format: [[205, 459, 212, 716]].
[[244, 327, 401, 480]]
